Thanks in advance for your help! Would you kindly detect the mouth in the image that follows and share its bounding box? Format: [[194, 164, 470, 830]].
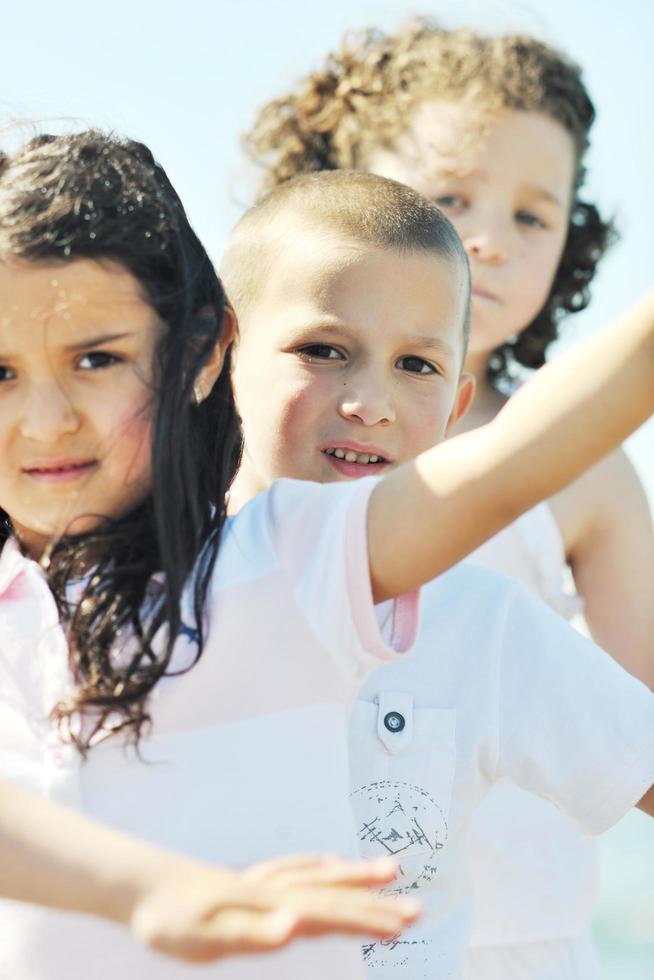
[[23, 459, 99, 484], [472, 287, 500, 303], [322, 445, 391, 478]]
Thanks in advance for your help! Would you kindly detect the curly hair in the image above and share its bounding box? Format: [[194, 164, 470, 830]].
[[0, 131, 240, 753], [245, 20, 615, 386]]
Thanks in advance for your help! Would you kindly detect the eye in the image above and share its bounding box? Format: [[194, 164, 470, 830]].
[[296, 343, 343, 362], [515, 210, 547, 229], [396, 355, 437, 376], [77, 351, 123, 371], [0, 365, 16, 383], [433, 194, 466, 212]]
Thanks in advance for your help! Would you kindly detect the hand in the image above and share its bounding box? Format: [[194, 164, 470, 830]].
[[130, 852, 419, 963]]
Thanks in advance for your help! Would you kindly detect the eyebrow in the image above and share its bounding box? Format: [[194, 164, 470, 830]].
[[284, 321, 347, 341], [428, 164, 471, 180], [520, 184, 565, 209], [65, 331, 134, 352], [429, 167, 565, 208], [408, 335, 456, 360]]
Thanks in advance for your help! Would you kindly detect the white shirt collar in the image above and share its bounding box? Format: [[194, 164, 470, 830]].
[[0, 536, 37, 599]]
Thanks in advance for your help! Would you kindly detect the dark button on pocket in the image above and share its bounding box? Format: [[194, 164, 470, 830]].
[[383, 710, 406, 733]]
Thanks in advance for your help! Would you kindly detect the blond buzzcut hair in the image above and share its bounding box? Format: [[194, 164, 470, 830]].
[[221, 169, 471, 345]]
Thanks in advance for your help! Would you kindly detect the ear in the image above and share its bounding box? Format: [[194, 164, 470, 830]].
[[195, 305, 238, 400], [445, 371, 475, 434]]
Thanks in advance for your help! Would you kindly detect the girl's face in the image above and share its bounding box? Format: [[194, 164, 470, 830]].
[[0, 258, 160, 557], [367, 104, 576, 361]]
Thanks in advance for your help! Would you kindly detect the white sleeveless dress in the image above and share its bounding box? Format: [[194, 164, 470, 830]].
[[462, 503, 602, 980]]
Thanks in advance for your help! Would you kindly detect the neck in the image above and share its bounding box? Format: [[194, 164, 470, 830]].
[[228, 461, 266, 514]]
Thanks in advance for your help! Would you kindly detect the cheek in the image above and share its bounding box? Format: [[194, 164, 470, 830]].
[[398, 387, 452, 458], [515, 236, 565, 318], [268, 375, 330, 451], [99, 390, 153, 485], [0, 451, 14, 508]]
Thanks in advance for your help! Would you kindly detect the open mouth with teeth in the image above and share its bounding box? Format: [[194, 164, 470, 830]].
[[323, 448, 388, 466]]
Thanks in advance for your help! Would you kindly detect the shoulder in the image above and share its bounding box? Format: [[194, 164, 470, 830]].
[[549, 447, 650, 556], [214, 477, 377, 589], [419, 562, 523, 643], [414, 566, 595, 698], [262, 476, 376, 559]]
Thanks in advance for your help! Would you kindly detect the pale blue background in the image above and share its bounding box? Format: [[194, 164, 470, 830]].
[[2, 1, 653, 976]]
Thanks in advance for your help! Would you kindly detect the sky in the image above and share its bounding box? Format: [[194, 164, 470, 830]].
[[2, 0, 653, 498]]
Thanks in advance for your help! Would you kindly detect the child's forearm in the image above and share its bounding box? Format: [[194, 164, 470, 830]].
[[490, 288, 654, 497], [0, 779, 161, 922], [369, 291, 654, 600], [0, 780, 419, 960]]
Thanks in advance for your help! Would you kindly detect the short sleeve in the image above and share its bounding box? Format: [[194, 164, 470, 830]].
[[496, 583, 654, 835], [265, 477, 419, 691]]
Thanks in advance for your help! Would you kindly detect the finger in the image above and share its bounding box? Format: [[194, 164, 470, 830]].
[[167, 888, 420, 962], [248, 855, 401, 889], [284, 857, 401, 888], [286, 887, 420, 939], [200, 890, 418, 953]]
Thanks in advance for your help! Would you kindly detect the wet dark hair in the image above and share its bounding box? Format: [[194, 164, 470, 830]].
[[0, 131, 240, 752], [244, 20, 616, 386]]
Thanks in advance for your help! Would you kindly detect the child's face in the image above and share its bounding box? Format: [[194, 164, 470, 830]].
[[232, 235, 472, 498], [0, 258, 159, 557], [366, 104, 576, 359]]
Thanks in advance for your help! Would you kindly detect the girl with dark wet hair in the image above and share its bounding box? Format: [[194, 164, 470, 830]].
[[0, 131, 425, 980]]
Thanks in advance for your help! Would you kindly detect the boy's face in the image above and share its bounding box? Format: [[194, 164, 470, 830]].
[[232, 236, 472, 502]]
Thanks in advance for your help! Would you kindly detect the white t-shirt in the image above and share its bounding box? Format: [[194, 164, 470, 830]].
[[348, 562, 654, 979], [466, 504, 598, 948], [0, 477, 418, 980]]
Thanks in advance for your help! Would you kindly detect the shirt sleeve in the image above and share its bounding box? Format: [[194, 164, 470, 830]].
[[496, 582, 654, 835], [265, 477, 419, 691]]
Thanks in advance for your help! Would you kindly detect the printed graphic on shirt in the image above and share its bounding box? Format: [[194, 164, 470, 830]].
[[178, 621, 200, 644], [362, 931, 431, 971], [351, 779, 448, 892], [159, 619, 201, 675], [352, 779, 447, 972]]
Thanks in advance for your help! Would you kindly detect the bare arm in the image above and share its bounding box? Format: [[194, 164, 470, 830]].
[[551, 449, 654, 688], [0, 780, 417, 961], [369, 291, 654, 600], [637, 784, 654, 818]]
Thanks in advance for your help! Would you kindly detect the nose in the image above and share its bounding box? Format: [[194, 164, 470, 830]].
[[339, 366, 396, 427], [461, 211, 511, 266], [19, 381, 81, 442]]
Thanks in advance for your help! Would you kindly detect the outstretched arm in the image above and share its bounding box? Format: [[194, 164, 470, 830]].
[[0, 780, 418, 962], [369, 290, 654, 600]]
